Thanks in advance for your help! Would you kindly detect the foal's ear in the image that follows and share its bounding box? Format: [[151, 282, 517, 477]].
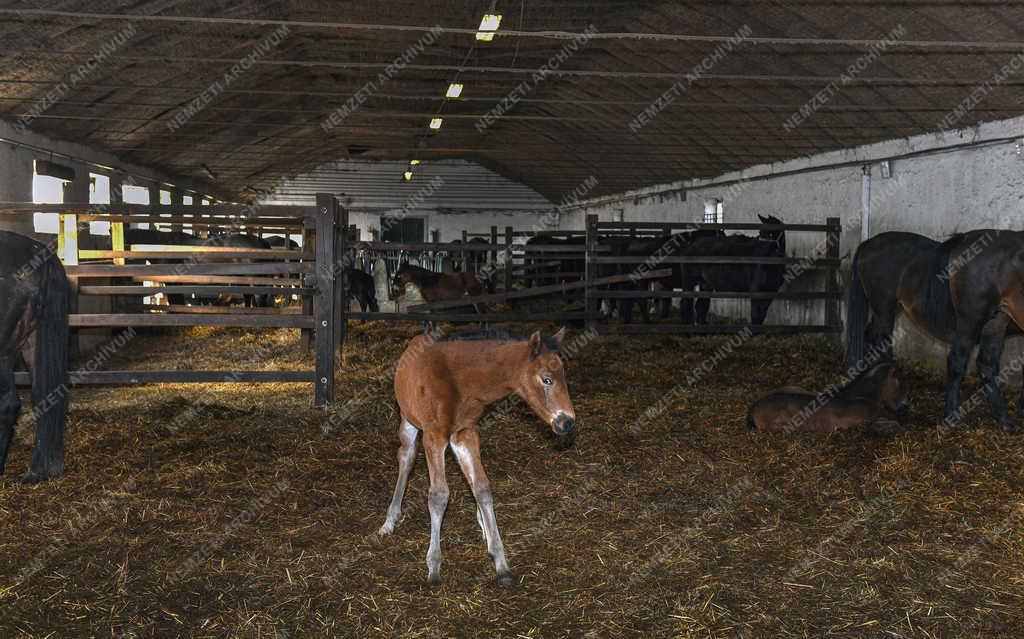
[[529, 330, 543, 358], [552, 326, 568, 346]]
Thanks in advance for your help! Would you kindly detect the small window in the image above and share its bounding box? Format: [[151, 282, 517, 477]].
[[32, 161, 67, 233], [703, 198, 723, 224], [89, 173, 111, 235]]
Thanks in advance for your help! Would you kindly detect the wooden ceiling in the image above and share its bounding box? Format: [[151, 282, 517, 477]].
[[1, 1, 1023, 201]]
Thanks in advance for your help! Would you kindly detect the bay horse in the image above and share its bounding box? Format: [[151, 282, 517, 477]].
[[747, 362, 908, 433], [847, 229, 1024, 431], [393, 263, 485, 309], [379, 328, 576, 587], [0, 231, 70, 483], [678, 215, 786, 325]]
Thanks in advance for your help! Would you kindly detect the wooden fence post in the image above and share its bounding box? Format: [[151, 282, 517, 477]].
[[489, 225, 498, 289], [314, 193, 339, 407], [585, 214, 598, 332], [300, 220, 314, 352], [336, 205, 349, 363], [504, 226, 513, 292], [825, 217, 841, 329]]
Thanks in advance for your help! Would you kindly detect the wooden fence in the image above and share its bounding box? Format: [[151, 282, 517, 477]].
[[3, 198, 841, 405], [1, 193, 348, 406], [426, 214, 843, 335]]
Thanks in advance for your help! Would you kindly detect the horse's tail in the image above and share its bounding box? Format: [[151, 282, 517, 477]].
[[923, 234, 962, 339], [845, 245, 869, 370], [746, 402, 758, 430], [31, 253, 70, 478]]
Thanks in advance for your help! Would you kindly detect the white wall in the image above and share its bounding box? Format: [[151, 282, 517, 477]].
[[563, 113, 1024, 368], [264, 159, 559, 242]]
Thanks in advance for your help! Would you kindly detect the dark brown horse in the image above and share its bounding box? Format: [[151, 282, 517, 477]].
[[380, 328, 576, 587], [0, 231, 70, 483], [392, 263, 484, 307], [747, 362, 908, 433], [847, 230, 1024, 431]]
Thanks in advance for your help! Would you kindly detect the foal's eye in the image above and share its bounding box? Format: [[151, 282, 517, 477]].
[[541, 376, 553, 386]]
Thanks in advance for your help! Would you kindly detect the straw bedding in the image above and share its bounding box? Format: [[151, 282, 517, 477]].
[[0, 322, 1022, 638]]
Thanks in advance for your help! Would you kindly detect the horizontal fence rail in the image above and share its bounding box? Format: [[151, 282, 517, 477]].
[[7, 194, 343, 406]]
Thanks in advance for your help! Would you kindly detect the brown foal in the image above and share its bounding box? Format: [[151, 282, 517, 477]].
[[747, 362, 909, 433], [392, 263, 484, 303], [380, 328, 576, 587]]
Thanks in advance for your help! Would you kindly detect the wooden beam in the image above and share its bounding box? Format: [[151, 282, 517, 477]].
[[69, 313, 314, 328], [14, 370, 315, 386]]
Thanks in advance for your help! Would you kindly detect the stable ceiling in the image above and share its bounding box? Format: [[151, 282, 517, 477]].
[[1, 1, 1023, 202]]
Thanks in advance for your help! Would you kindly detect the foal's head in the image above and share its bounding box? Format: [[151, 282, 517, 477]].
[[518, 327, 576, 437], [392, 263, 415, 296], [875, 364, 910, 419], [853, 362, 909, 419]]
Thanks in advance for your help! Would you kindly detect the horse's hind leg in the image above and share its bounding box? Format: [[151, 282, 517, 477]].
[[379, 419, 420, 535], [976, 312, 1019, 432], [422, 431, 449, 587], [0, 356, 20, 476], [867, 295, 899, 361], [943, 326, 979, 429]]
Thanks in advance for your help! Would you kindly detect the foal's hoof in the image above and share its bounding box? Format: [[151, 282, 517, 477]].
[[497, 571, 518, 587], [426, 574, 442, 588], [378, 522, 395, 536]]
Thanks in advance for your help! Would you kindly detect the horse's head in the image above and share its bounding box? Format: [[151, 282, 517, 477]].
[[758, 215, 786, 253], [392, 263, 412, 296], [517, 327, 576, 438], [875, 364, 910, 420]]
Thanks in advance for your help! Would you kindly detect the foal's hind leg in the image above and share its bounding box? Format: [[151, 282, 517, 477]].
[[0, 357, 20, 476], [422, 431, 449, 587], [976, 312, 1020, 432], [379, 419, 420, 535], [450, 427, 515, 586]]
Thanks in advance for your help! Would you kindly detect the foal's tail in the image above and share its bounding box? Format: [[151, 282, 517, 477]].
[[845, 246, 869, 371], [31, 253, 70, 478], [745, 402, 758, 430]]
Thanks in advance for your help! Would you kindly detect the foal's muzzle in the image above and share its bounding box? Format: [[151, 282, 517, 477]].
[[552, 413, 576, 437]]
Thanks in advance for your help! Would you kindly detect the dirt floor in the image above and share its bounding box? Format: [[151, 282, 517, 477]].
[[1, 321, 1024, 638]]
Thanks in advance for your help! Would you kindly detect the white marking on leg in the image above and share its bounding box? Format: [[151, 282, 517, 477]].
[[380, 419, 420, 535], [451, 437, 513, 580]]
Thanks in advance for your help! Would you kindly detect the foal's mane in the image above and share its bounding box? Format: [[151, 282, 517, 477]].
[[436, 329, 561, 351]]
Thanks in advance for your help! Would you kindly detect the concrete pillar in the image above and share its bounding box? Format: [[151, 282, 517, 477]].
[[0, 143, 37, 235]]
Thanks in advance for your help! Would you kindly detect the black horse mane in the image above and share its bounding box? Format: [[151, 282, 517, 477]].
[[437, 329, 560, 351], [923, 234, 963, 338]]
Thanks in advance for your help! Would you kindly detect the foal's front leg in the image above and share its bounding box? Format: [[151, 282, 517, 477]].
[[450, 427, 516, 586]]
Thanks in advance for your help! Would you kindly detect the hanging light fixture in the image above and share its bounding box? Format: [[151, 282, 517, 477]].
[[476, 13, 502, 41]]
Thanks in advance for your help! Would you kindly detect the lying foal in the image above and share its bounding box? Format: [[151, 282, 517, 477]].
[[747, 362, 908, 433], [380, 328, 577, 587]]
